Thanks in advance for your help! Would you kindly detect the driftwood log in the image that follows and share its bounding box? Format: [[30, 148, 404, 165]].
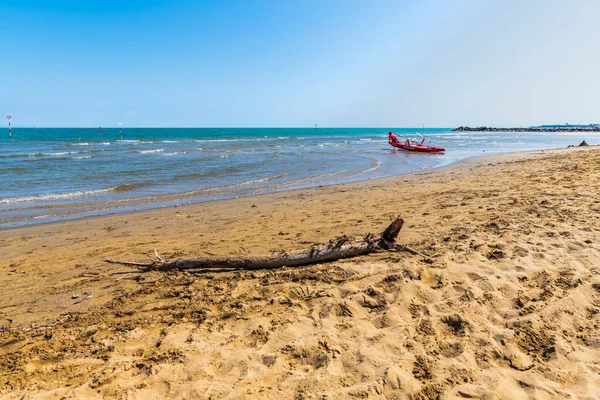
[[106, 217, 425, 273]]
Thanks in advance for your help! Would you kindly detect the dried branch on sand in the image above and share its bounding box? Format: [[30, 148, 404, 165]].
[[106, 217, 427, 273]]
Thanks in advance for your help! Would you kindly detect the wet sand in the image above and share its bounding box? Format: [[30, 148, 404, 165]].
[[1, 147, 599, 399]]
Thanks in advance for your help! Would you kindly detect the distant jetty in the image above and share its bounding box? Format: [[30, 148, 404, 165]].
[[453, 124, 600, 132]]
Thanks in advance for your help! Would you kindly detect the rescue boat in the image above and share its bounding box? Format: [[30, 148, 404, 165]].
[[388, 132, 445, 153]]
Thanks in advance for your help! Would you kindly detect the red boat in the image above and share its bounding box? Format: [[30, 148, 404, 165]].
[[388, 132, 445, 153]]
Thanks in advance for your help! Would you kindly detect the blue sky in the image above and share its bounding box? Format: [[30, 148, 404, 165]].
[[2, 0, 599, 127]]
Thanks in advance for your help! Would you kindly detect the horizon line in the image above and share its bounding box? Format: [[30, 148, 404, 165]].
[[3, 126, 455, 129]]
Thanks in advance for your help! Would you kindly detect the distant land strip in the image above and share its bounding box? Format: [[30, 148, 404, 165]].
[[453, 125, 600, 132]]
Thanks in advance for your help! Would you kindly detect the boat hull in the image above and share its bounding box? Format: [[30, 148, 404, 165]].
[[388, 141, 445, 153]]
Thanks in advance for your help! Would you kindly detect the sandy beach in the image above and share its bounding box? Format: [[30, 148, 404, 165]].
[[1, 147, 599, 399]]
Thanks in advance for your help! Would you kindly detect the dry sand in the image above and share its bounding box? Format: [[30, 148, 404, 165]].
[[1, 147, 599, 399]]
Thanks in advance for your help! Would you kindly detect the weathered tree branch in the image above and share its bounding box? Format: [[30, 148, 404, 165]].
[[395, 245, 429, 258], [106, 217, 419, 273]]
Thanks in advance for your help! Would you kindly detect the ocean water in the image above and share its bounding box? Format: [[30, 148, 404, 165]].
[[0, 127, 596, 228]]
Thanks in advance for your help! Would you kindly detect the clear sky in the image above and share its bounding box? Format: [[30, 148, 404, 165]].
[[2, 0, 599, 127]]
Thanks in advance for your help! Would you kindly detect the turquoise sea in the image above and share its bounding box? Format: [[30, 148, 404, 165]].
[[0, 127, 596, 228]]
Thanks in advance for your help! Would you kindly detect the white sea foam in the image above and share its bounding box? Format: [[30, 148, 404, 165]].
[[274, 170, 348, 189], [116, 140, 140, 144], [0, 188, 114, 204], [162, 140, 180, 143], [70, 142, 89, 146], [355, 159, 381, 175], [194, 139, 236, 143], [160, 152, 186, 156], [73, 155, 92, 159], [185, 173, 290, 195], [138, 149, 164, 154]]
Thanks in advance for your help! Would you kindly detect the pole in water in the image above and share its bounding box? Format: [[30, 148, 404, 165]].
[[7, 115, 11, 139], [118, 122, 123, 139]]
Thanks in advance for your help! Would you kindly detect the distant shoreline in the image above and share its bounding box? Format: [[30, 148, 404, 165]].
[[453, 125, 600, 132]]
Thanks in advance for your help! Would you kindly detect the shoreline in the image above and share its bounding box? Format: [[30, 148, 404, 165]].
[[0, 146, 575, 231], [2, 146, 599, 398], [2, 156, 461, 230]]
